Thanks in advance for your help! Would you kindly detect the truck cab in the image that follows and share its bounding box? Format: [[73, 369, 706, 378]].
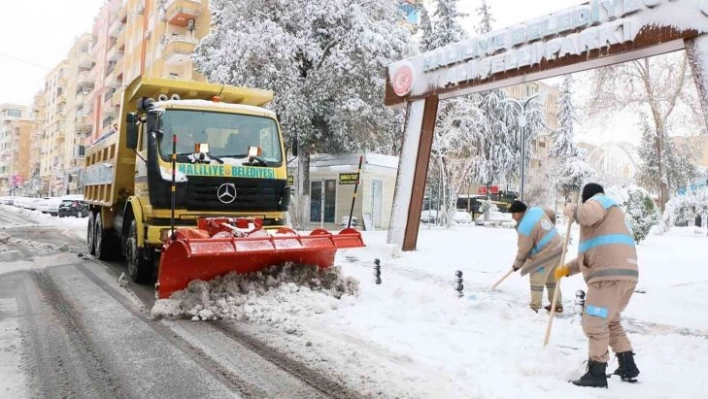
[[84, 77, 291, 284]]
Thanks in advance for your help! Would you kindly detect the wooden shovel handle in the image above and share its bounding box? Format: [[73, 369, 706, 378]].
[[544, 192, 580, 347], [491, 269, 514, 290]]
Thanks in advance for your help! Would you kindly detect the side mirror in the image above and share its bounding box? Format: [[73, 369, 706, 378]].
[[291, 137, 298, 157], [126, 112, 139, 150]]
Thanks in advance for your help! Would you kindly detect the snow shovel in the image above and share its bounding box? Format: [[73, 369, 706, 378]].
[[543, 193, 579, 347]]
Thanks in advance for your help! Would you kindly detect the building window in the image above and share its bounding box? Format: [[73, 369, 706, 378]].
[[3, 109, 22, 118], [310, 179, 336, 223]]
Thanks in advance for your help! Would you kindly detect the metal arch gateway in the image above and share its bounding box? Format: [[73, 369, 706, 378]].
[[384, 0, 708, 251]]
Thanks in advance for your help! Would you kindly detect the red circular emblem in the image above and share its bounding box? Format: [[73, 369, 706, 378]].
[[392, 64, 413, 97]]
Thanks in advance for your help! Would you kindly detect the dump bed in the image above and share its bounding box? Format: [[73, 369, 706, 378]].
[[83, 77, 275, 208]]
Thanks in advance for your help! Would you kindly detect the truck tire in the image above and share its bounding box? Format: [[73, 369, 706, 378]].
[[87, 211, 96, 256], [126, 218, 153, 284], [94, 213, 119, 261]]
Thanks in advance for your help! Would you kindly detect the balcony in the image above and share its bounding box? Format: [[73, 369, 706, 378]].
[[105, 71, 119, 89], [77, 72, 95, 89], [165, 0, 201, 27], [116, 29, 126, 50], [108, 18, 125, 38], [76, 116, 93, 133], [107, 45, 123, 62], [118, 2, 128, 22], [78, 52, 94, 71], [163, 35, 198, 65], [77, 103, 93, 118], [56, 94, 67, 105]]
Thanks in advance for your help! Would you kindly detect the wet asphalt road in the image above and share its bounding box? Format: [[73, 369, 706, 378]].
[[0, 209, 361, 399]]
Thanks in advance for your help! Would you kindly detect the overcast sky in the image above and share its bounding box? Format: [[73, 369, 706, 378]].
[[0, 0, 102, 106]]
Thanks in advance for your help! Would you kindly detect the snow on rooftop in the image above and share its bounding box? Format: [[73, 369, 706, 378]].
[[289, 153, 400, 170]]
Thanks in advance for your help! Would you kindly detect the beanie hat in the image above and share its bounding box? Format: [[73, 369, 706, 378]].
[[509, 200, 528, 214], [582, 183, 604, 203]]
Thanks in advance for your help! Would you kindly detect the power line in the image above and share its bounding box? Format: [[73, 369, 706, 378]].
[[0, 51, 52, 70]]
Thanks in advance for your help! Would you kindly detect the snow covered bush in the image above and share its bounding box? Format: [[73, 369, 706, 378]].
[[606, 185, 659, 243], [625, 188, 660, 243], [660, 187, 708, 233]]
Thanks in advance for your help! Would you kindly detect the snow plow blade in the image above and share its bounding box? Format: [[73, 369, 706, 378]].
[[156, 218, 365, 299]]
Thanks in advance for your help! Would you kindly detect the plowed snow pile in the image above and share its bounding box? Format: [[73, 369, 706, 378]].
[[151, 263, 359, 333]]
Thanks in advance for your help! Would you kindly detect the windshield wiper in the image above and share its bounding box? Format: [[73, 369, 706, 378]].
[[177, 152, 225, 164], [221, 154, 269, 167]]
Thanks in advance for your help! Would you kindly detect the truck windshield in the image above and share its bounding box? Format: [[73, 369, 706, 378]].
[[157, 109, 283, 165]]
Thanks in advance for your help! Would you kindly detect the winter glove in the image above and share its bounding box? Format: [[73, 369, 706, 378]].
[[563, 204, 576, 219], [554, 265, 570, 279], [512, 265, 520, 272]]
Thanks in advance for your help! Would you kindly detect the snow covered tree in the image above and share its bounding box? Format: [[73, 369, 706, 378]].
[[550, 75, 594, 202], [591, 53, 700, 210], [606, 185, 660, 243], [431, 98, 485, 227], [625, 187, 660, 243], [636, 115, 698, 196], [418, 5, 434, 52], [423, 0, 468, 52], [475, 0, 495, 35], [194, 0, 413, 227], [660, 186, 708, 233]]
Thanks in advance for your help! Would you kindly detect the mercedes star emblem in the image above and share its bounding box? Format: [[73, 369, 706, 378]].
[[217, 183, 237, 204]]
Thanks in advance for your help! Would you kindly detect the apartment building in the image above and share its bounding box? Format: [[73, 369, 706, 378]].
[[29, 92, 47, 195], [504, 80, 560, 172], [90, 0, 210, 143], [0, 104, 32, 195], [25, 0, 210, 195], [673, 135, 708, 168]]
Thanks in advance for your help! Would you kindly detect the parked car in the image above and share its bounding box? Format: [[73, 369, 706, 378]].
[[58, 199, 88, 218], [25, 197, 48, 211], [36, 197, 60, 214]]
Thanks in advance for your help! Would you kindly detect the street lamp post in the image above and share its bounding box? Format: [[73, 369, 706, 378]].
[[507, 92, 543, 202]]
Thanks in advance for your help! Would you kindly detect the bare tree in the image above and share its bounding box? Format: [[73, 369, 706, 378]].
[[590, 52, 699, 210]]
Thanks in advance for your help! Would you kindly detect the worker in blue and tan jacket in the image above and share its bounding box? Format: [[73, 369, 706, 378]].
[[509, 200, 563, 313], [556, 182, 640, 389]]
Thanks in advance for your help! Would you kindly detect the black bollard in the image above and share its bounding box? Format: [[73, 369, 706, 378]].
[[455, 270, 464, 298], [573, 289, 586, 323], [374, 259, 382, 285]]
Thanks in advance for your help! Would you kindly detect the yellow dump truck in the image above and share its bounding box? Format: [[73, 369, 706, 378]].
[[83, 77, 293, 284]]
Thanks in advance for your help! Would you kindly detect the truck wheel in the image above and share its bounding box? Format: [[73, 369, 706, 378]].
[[87, 212, 96, 255], [126, 219, 153, 284], [94, 213, 119, 261]]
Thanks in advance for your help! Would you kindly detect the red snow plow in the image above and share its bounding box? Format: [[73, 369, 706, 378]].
[[156, 217, 365, 299]]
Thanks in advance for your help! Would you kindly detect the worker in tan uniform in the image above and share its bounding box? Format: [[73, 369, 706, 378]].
[[509, 200, 563, 313], [556, 183, 640, 388]]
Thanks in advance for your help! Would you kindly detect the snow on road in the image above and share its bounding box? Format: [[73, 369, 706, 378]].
[[5, 204, 707, 398], [161, 223, 708, 398], [0, 205, 87, 242]]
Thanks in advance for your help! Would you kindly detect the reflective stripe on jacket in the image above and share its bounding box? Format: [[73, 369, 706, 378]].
[[514, 207, 563, 276], [567, 194, 639, 284]]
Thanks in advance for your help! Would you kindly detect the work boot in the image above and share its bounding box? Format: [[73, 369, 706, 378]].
[[612, 351, 640, 382], [544, 304, 563, 313], [571, 359, 608, 388]]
